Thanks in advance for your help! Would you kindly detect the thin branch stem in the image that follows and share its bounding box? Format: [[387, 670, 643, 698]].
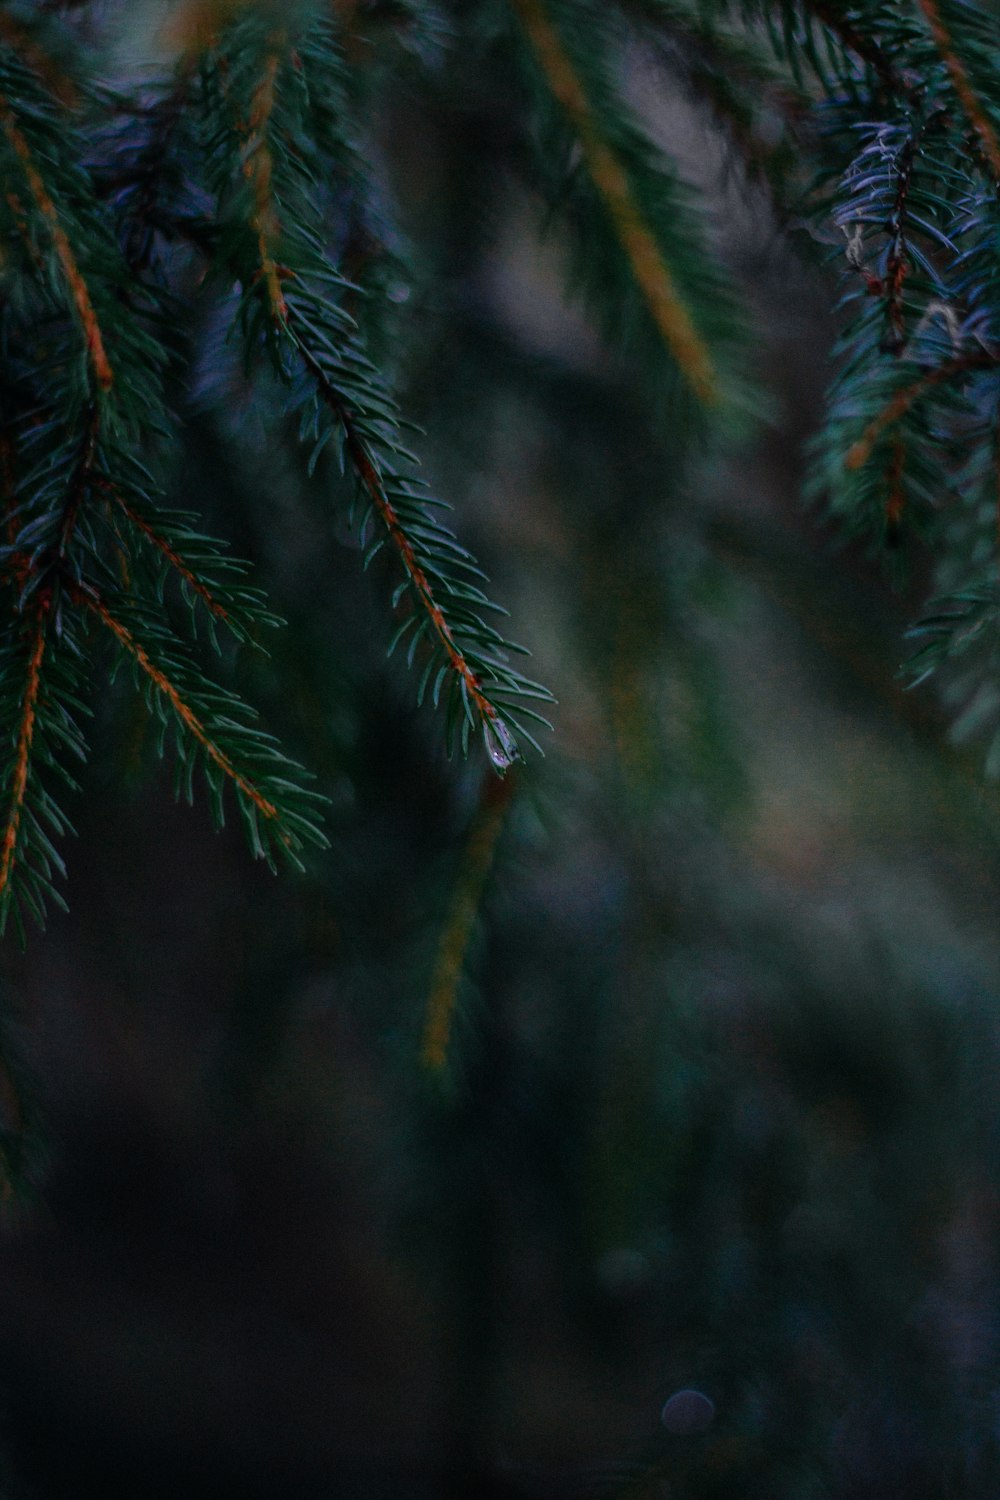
[[917, 0, 1000, 180], [421, 772, 514, 1072], [104, 483, 233, 627], [0, 98, 113, 391], [510, 0, 718, 405], [73, 583, 286, 832], [806, 0, 905, 94], [243, 34, 288, 320], [0, 602, 48, 902], [844, 351, 999, 470], [292, 331, 506, 731]]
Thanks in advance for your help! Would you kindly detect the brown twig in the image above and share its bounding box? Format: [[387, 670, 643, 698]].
[[844, 352, 999, 470], [0, 97, 112, 391], [510, 0, 718, 405], [421, 772, 514, 1071], [104, 483, 233, 627], [74, 584, 286, 832], [0, 602, 49, 903], [294, 334, 506, 734], [243, 37, 288, 320], [917, 0, 1000, 180]]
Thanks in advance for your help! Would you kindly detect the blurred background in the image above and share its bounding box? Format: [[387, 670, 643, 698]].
[[1, 3, 1000, 1496]]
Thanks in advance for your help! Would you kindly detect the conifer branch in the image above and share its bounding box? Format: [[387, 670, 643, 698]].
[[293, 334, 516, 744], [117, 512, 225, 626], [99, 477, 269, 642], [74, 583, 288, 836], [194, 18, 551, 767], [844, 352, 999, 472], [421, 772, 514, 1072], [510, 0, 718, 405], [0, 97, 113, 392], [74, 579, 320, 852], [243, 32, 288, 321], [806, 0, 903, 93], [0, 12, 80, 110], [0, 603, 48, 907], [916, 0, 1000, 180], [57, 401, 99, 562]]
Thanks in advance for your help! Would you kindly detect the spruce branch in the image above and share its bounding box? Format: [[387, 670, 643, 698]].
[[241, 29, 288, 321], [106, 483, 274, 646], [73, 582, 326, 867], [805, 0, 904, 94], [510, 0, 719, 405], [421, 771, 514, 1073], [0, 94, 113, 392], [195, 14, 551, 768], [0, 601, 48, 912], [0, 10, 80, 111], [0, 593, 87, 937], [844, 351, 999, 472], [916, 0, 1000, 181]]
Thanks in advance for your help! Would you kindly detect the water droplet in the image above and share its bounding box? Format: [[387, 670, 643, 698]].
[[483, 716, 518, 773], [661, 1389, 715, 1435]]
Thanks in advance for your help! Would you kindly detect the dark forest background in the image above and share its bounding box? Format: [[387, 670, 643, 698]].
[[1, 3, 999, 1497]]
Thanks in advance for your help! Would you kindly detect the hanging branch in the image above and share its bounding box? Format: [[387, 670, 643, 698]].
[[0, 603, 48, 908], [0, 11, 80, 110], [195, 16, 551, 768], [917, 0, 1000, 180], [421, 772, 515, 1072], [844, 352, 999, 472], [510, 0, 718, 405], [242, 31, 287, 320], [0, 97, 113, 392]]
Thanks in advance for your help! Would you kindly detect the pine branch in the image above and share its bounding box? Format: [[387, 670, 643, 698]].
[[0, 40, 329, 921], [107, 485, 271, 644], [844, 351, 999, 472], [194, 14, 552, 767], [73, 582, 326, 867], [0, 594, 87, 937], [242, 30, 287, 321], [0, 603, 48, 911], [421, 771, 514, 1072], [0, 94, 112, 392], [510, 0, 718, 405], [916, 0, 1000, 181], [0, 10, 81, 111], [805, 0, 904, 94]]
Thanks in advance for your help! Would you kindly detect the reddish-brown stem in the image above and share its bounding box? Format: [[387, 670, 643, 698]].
[[103, 482, 233, 626], [0, 601, 48, 901], [845, 352, 999, 470], [0, 13, 80, 108], [509, 0, 718, 405], [73, 584, 285, 831], [295, 335, 502, 729], [917, 0, 1000, 180], [0, 98, 112, 391], [243, 38, 288, 321], [421, 771, 514, 1071]]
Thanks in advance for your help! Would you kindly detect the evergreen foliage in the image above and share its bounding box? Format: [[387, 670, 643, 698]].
[[1, 5, 1000, 1497], [1, 0, 999, 934]]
